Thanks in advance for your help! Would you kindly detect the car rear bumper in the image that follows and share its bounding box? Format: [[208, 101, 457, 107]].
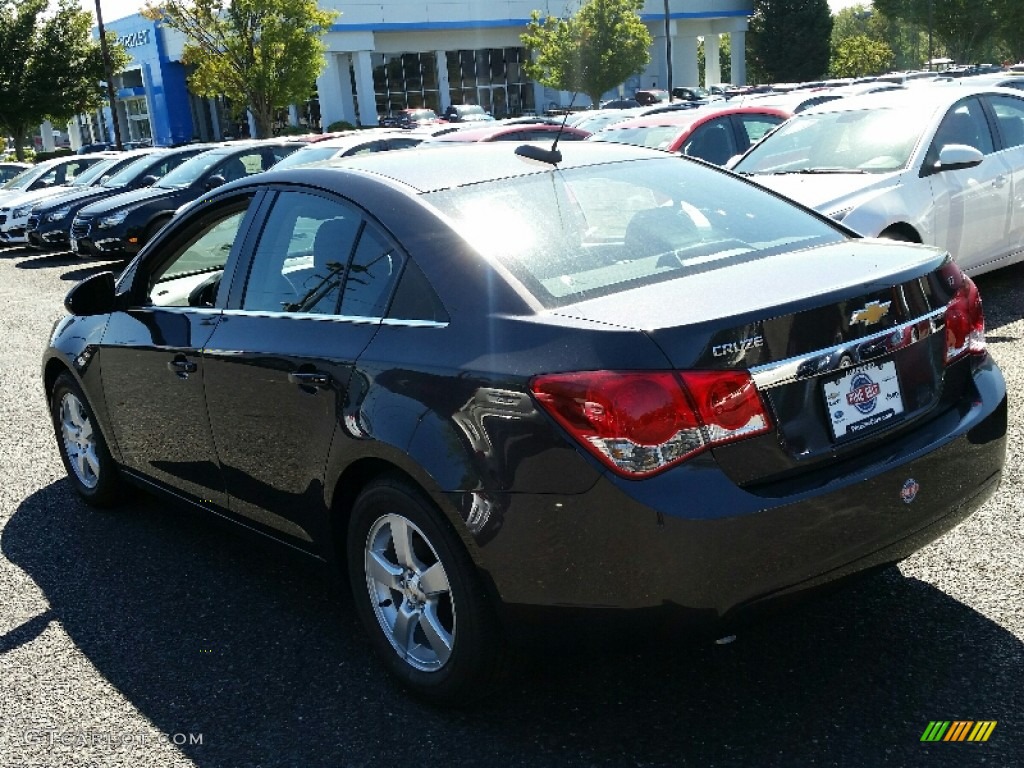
[[468, 360, 1007, 622]]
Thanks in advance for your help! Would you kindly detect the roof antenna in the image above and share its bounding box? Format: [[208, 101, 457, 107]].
[[515, 92, 578, 166]]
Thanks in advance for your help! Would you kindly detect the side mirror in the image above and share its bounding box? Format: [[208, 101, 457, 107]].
[[139, 174, 159, 187], [934, 144, 984, 173], [205, 174, 227, 190], [64, 271, 116, 316]]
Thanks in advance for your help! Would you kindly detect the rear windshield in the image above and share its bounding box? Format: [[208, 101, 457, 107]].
[[424, 156, 845, 307]]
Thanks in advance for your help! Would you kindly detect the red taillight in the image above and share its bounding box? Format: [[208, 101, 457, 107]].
[[530, 370, 772, 477], [945, 274, 985, 364]]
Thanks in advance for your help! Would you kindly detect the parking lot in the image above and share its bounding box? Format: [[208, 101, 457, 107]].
[[0, 244, 1021, 767]]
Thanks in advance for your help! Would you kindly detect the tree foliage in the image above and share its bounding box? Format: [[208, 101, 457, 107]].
[[142, 0, 337, 138], [830, 34, 894, 77], [0, 0, 126, 160], [521, 0, 651, 108], [748, 0, 833, 83], [872, 0, 998, 65]]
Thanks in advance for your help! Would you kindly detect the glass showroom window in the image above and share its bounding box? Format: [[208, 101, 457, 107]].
[[372, 52, 441, 118], [446, 48, 535, 118], [125, 97, 153, 142]]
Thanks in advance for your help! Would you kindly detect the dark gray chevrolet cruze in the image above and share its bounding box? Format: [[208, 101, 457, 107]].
[[43, 141, 1007, 702]]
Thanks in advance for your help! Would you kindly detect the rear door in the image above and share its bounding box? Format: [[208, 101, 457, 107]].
[[982, 92, 1024, 265], [201, 187, 407, 548]]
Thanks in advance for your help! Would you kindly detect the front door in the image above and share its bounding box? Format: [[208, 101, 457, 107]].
[[99, 195, 257, 506]]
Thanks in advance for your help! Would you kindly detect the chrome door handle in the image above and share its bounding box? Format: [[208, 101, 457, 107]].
[[288, 371, 331, 387]]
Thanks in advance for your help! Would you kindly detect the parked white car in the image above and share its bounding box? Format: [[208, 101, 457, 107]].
[[0, 153, 150, 245], [731, 86, 1024, 276]]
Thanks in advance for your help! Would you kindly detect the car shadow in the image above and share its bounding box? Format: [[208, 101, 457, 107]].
[[3, 481, 1020, 767]]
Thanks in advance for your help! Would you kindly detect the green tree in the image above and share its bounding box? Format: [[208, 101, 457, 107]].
[[143, 0, 337, 138], [0, 0, 125, 161], [872, 0, 997, 65], [521, 0, 651, 108], [830, 34, 894, 77], [748, 0, 833, 83], [993, 0, 1024, 62]]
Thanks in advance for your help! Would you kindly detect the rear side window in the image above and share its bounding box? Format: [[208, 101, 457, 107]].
[[736, 115, 783, 146], [242, 190, 405, 318], [425, 156, 844, 307]]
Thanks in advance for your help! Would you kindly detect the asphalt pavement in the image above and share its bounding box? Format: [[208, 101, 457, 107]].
[[0, 246, 1021, 768]]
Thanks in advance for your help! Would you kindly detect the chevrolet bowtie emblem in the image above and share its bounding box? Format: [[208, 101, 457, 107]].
[[850, 300, 891, 326]]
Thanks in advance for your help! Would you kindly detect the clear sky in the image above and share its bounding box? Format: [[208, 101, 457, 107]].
[[80, 0, 142, 25], [83, 0, 870, 26]]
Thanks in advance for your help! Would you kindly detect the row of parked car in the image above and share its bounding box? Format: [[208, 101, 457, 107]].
[[6, 78, 1024, 283]]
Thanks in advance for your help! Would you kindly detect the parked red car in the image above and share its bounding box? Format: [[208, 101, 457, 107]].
[[422, 123, 591, 143], [589, 105, 791, 165]]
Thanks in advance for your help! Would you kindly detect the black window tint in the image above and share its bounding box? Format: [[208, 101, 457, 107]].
[[341, 226, 405, 318], [242, 192, 361, 314], [682, 122, 737, 165], [388, 259, 448, 322]]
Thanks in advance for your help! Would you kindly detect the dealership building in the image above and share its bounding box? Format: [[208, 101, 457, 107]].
[[71, 0, 754, 148]]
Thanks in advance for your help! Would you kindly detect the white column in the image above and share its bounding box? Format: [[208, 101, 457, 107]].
[[652, 32, 668, 89], [247, 110, 257, 138], [705, 34, 721, 86], [351, 50, 378, 126], [288, 105, 300, 127], [436, 50, 451, 113], [672, 35, 700, 89], [731, 31, 747, 85], [41, 121, 55, 152], [316, 52, 350, 129]]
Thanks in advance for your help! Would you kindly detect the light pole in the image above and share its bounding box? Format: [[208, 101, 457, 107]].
[[94, 0, 124, 150], [664, 0, 672, 98]]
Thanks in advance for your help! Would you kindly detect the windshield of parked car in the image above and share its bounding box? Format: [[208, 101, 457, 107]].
[[101, 154, 164, 188], [68, 157, 121, 186], [425, 156, 845, 307], [733, 106, 930, 174], [2, 164, 49, 190], [155, 150, 229, 189], [272, 146, 345, 169]]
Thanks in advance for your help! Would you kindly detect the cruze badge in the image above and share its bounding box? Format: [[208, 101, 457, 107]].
[[712, 335, 763, 358], [850, 300, 891, 326]]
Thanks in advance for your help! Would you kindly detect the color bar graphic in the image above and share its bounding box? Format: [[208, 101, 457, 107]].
[[921, 721, 996, 742]]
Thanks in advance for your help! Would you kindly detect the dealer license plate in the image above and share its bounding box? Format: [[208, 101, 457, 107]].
[[823, 360, 904, 439]]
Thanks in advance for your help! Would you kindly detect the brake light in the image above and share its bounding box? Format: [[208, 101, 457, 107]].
[[530, 370, 772, 477], [944, 274, 985, 364]]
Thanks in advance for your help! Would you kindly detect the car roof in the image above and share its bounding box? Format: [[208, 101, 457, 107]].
[[270, 140, 667, 193], [602, 105, 791, 131], [430, 124, 590, 142], [299, 129, 413, 148], [796, 83, 1024, 116]]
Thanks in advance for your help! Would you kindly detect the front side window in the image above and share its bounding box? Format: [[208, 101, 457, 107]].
[[988, 94, 1024, 149], [926, 98, 994, 164], [147, 200, 252, 307]]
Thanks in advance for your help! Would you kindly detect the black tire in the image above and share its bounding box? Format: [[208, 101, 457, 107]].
[[346, 476, 507, 703], [50, 372, 123, 507]]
